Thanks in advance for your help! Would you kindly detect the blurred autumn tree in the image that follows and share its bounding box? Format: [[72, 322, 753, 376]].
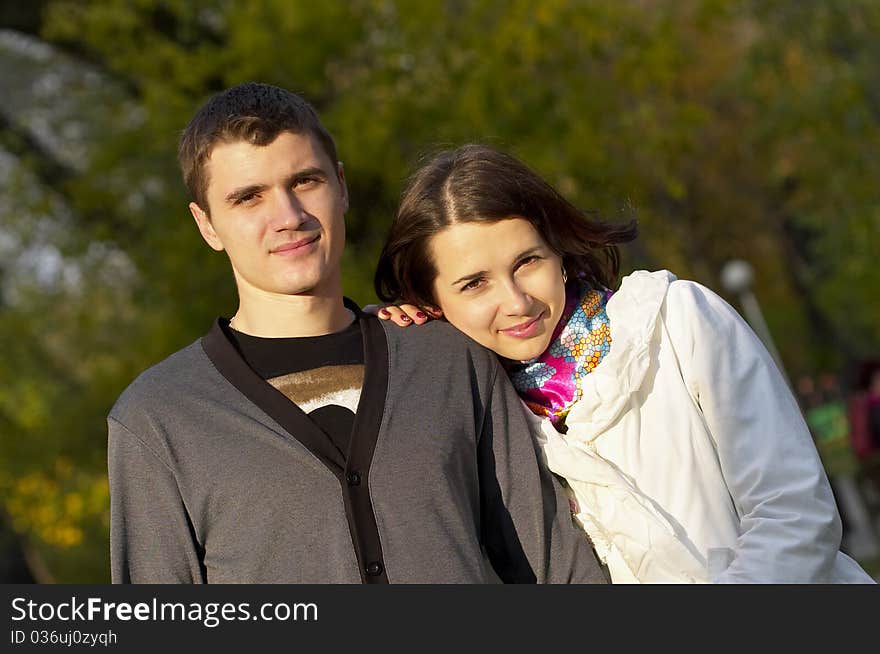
[[0, 0, 877, 581]]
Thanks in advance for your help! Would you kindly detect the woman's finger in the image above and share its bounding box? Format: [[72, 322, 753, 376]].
[[399, 304, 429, 324], [363, 303, 434, 326], [382, 306, 413, 327]]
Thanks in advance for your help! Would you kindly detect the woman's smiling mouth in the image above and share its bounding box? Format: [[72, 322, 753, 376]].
[[499, 311, 545, 338]]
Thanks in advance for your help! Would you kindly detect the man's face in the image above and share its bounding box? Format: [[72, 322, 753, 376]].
[[190, 131, 348, 299]]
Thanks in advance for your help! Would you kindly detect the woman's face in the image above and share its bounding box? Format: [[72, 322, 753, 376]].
[[429, 217, 566, 361]]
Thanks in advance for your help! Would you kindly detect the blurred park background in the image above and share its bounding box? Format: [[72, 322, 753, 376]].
[[1, 0, 879, 583]]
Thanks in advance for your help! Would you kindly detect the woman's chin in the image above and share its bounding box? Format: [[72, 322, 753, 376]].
[[496, 338, 551, 363]]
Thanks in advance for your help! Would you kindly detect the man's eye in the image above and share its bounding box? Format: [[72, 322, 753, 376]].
[[234, 193, 259, 205], [294, 177, 320, 188]]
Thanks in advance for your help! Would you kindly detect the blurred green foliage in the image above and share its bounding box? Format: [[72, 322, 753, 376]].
[[0, 0, 878, 581]]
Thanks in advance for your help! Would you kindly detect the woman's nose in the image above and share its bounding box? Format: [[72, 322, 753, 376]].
[[500, 281, 533, 315]]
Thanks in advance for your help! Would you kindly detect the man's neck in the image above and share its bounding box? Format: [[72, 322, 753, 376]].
[[230, 293, 354, 338]]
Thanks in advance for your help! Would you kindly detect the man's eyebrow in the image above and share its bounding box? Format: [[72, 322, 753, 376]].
[[287, 166, 329, 182], [449, 247, 544, 286], [223, 167, 330, 205], [225, 184, 267, 204]]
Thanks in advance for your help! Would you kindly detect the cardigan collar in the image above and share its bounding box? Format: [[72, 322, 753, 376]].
[[199, 297, 388, 476]]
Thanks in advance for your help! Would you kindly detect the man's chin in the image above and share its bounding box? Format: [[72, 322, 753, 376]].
[[276, 283, 320, 297], [275, 275, 337, 298]]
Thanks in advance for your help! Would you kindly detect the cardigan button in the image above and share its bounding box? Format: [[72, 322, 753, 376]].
[[346, 471, 361, 486], [365, 561, 383, 576]]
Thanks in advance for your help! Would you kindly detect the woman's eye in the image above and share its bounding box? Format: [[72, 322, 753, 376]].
[[515, 255, 541, 270], [461, 278, 485, 292]]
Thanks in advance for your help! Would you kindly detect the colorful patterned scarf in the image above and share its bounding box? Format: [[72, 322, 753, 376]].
[[506, 283, 612, 429]]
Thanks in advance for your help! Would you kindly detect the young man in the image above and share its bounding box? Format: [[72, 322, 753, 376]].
[[108, 82, 605, 584]]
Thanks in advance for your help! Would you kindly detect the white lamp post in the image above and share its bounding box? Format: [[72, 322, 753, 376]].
[[720, 259, 792, 390]]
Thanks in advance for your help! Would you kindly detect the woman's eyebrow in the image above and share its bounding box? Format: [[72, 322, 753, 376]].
[[449, 247, 544, 286], [514, 247, 543, 259], [450, 270, 486, 287]]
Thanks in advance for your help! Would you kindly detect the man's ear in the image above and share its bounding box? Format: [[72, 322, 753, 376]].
[[336, 161, 349, 213], [189, 202, 224, 252]]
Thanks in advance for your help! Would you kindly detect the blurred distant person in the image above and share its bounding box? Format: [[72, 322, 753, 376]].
[[850, 361, 880, 492], [796, 375, 821, 411], [804, 372, 854, 470], [802, 371, 864, 546]]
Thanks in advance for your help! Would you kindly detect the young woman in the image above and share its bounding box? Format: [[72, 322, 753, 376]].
[[371, 144, 873, 583]]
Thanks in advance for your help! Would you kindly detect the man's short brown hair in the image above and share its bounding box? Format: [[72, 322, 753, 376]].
[[178, 82, 338, 213]]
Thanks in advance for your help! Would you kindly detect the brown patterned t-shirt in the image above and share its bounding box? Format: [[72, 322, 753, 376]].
[[225, 316, 363, 457]]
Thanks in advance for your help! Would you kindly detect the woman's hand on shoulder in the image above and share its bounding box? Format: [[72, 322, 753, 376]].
[[362, 303, 439, 327]]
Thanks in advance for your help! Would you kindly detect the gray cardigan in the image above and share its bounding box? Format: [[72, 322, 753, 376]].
[[108, 309, 605, 583]]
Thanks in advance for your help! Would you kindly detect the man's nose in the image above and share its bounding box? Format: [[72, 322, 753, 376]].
[[270, 189, 308, 230]]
